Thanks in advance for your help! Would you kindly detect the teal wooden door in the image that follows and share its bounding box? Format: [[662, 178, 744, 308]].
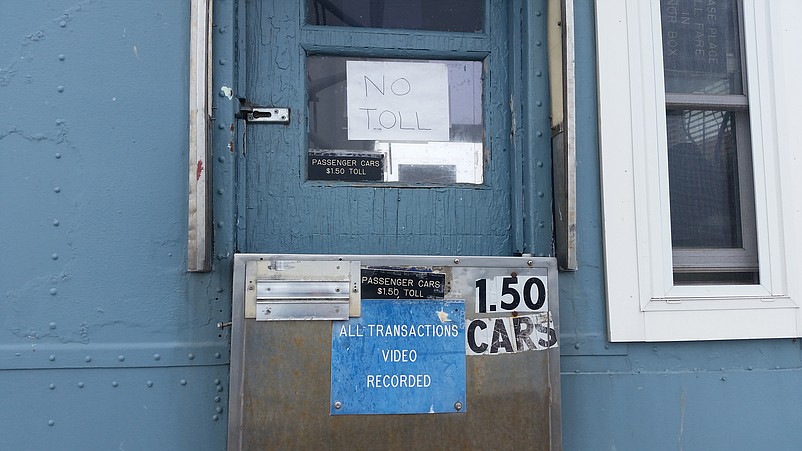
[[233, 4, 559, 450], [241, 1, 522, 256]]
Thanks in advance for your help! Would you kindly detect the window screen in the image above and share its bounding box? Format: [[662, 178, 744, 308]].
[[660, 0, 758, 284]]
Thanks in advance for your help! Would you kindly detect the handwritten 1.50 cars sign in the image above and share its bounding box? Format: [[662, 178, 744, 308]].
[[346, 60, 450, 142]]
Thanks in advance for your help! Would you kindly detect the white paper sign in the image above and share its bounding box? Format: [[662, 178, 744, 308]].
[[346, 61, 450, 142]]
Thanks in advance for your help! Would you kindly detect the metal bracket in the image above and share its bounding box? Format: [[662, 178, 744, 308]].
[[237, 98, 290, 124]]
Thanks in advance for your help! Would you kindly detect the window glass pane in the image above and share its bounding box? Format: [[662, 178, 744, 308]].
[[307, 56, 483, 184], [667, 110, 743, 248], [661, 0, 743, 95], [307, 0, 484, 32]]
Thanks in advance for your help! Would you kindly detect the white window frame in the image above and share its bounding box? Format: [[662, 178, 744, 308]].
[[596, 0, 802, 341]]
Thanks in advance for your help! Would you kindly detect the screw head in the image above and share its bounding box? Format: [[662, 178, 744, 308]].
[[454, 401, 463, 411], [334, 401, 342, 410]]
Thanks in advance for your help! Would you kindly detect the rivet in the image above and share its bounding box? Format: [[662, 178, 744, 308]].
[[214, 352, 222, 359], [574, 343, 580, 349], [536, 10, 542, 16], [527, 260, 534, 266], [49, 355, 56, 361], [454, 401, 463, 411], [536, 40, 542, 46], [212, 415, 220, 421], [180, 380, 187, 386], [536, 131, 543, 137], [58, 54, 65, 61], [52, 219, 59, 226], [218, 27, 226, 34], [216, 407, 223, 413], [154, 354, 161, 361], [721, 376, 727, 381], [214, 379, 221, 385], [216, 385, 223, 392], [539, 221, 545, 228], [48, 420, 55, 426], [188, 353, 195, 360], [536, 161, 543, 167], [218, 156, 225, 163], [49, 322, 57, 329], [536, 101, 543, 107], [147, 381, 153, 387], [50, 288, 57, 295], [59, 20, 67, 27], [49, 384, 56, 390], [219, 59, 226, 65], [112, 381, 118, 387], [57, 85, 64, 93], [217, 189, 224, 195], [118, 355, 125, 362], [55, 153, 62, 159], [218, 91, 226, 97], [454, 258, 460, 264], [54, 187, 61, 193], [334, 401, 342, 410], [218, 123, 225, 130], [536, 71, 542, 77], [85, 356, 91, 362], [51, 253, 59, 261], [217, 221, 224, 228], [214, 396, 221, 403], [78, 382, 84, 388], [538, 191, 544, 197]]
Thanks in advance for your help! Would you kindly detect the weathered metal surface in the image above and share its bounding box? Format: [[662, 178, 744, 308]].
[[0, 1, 235, 449], [229, 254, 561, 451], [188, 0, 213, 272]]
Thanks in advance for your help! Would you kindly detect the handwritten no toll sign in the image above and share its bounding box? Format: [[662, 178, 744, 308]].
[[346, 60, 450, 142]]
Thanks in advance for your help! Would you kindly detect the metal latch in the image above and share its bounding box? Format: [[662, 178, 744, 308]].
[[237, 98, 290, 124]]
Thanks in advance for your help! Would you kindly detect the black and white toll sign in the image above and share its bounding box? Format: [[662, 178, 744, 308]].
[[346, 61, 450, 142], [466, 275, 558, 356]]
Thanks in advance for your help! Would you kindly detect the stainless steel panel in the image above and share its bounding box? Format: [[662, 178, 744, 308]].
[[228, 254, 561, 450]]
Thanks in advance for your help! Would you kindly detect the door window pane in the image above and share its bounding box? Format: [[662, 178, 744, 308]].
[[661, 0, 743, 95], [307, 56, 484, 184], [307, 0, 484, 32]]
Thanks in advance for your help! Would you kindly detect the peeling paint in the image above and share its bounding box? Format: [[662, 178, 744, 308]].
[[437, 310, 451, 323], [196, 159, 204, 181], [0, 0, 97, 87], [220, 85, 233, 99]]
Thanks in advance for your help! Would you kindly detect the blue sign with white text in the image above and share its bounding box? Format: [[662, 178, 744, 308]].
[[330, 299, 466, 415]]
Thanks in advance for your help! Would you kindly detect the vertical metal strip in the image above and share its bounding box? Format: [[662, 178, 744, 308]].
[[188, 0, 213, 272], [549, 0, 577, 270], [562, 0, 577, 270]]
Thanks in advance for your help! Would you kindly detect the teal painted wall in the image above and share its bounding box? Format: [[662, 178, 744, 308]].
[[559, 2, 802, 450], [5, 1, 801, 450], [1, 1, 234, 449]]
